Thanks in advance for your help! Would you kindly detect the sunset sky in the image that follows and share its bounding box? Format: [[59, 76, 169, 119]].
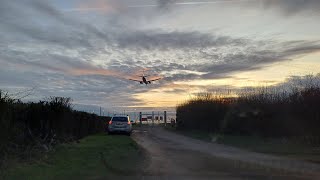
[[1, 0, 320, 111]]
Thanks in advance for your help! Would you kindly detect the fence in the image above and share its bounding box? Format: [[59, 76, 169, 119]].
[[136, 111, 176, 126]]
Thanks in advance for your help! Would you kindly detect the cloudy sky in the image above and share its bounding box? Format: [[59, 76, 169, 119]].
[[1, 0, 320, 111]]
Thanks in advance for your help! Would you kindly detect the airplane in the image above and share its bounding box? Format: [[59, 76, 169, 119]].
[[128, 71, 162, 85]]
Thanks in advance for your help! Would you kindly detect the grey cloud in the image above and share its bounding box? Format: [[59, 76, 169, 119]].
[[200, 42, 320, 75], [1, 0, 320, 108], [0, 48, 89, 74], [256, 0, 320, 15], [0, 0, 109, 49], [165, 74, 200, 81], [115, 30, 246, 50], [154, 0, 320, 16], [2, 70, 147, 107], [153, 63, 187, 72], [149, 0, 320, 16], [0, 70, 37, 88], [197, 51, 281, 74], [157, 0, 176, 10], [154, 40, 320, 82], [0, 0, 247, 51], [282, 41, 320, 55]]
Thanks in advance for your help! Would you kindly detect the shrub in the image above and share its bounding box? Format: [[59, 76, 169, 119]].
[[0, 93, 108, 163], [176, 75, 320, 138], [176, 93, 234, 132]]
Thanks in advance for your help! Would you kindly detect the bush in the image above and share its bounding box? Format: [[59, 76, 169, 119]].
[[176, 93, 234, 132], [176, 75, 320, 138], [0, 93, 109, 163]]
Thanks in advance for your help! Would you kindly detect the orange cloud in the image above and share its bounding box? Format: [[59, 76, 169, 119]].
[[68, 66, 143, 81], [73, 0, 124, 13], [70, 68, 122, 77]]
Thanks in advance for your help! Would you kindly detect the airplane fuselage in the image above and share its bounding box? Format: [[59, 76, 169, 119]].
[[142, 76, 147, 83], [129, 72, 161, 84], [141, 76, 151, 85]]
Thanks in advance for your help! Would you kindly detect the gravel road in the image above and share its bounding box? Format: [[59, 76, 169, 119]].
[[132, 126, 320, 180]]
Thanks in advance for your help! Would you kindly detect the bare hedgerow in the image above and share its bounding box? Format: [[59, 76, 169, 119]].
[[176, 74, 320, 138], [0, 92, 107, 165]]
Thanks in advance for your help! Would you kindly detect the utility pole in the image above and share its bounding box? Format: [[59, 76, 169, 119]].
[[100, 107, 102, 116]]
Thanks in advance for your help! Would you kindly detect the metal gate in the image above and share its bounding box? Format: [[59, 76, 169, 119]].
[[138, 111, 176, 126]]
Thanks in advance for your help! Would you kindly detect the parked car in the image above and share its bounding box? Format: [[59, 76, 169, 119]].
[[108, 115, 132, 135]]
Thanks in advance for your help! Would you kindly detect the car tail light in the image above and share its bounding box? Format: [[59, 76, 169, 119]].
[[128, 121, 131, 125], [108, 121, 112, 125]]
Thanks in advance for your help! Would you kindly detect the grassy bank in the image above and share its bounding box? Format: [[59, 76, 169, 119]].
[[1, 134, 145, 180], [220, 136, 320, 163]]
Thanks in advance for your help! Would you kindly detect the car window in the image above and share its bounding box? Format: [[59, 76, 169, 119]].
[[112, 117, 128, 122]]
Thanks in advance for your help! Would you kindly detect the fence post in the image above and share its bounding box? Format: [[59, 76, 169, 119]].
[[139, 112, 142, 125], [164, 111, 167, 126], [152, 111, 154, 126]]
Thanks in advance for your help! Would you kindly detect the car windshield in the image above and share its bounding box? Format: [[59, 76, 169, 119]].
[[112, 117, 128, 122]]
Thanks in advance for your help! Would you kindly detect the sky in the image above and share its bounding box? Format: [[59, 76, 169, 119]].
[[1, 0, 320, 111]]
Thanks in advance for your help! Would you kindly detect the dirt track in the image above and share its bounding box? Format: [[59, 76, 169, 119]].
[[132, 126, 320, 180]]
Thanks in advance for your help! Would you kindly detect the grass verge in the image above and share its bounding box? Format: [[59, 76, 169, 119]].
[[1, 134, 145, 180], [164, 126, 320, 164]]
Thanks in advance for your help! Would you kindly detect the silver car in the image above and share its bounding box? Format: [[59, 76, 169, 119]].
[[108, 116, 132, 135]]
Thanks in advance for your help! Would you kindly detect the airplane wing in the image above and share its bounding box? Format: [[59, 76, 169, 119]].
[[148, 77, 162, 82], [128, 78, 142, 82]]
